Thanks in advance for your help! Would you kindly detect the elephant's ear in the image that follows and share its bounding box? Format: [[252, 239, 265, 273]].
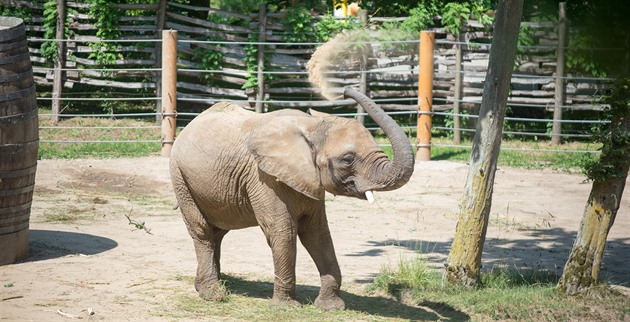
[[246, 116, 324, 200]]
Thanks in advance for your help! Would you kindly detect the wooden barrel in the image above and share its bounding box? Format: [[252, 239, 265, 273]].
[[0, 17, 38, 265]]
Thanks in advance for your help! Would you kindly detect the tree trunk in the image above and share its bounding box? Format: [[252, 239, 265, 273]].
[[443, 0, 524, 286], [557, 177, 628, 294], [558, 80, 630, 294]]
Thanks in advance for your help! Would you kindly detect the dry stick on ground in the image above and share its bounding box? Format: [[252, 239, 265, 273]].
[[125, 207, 152, 234]]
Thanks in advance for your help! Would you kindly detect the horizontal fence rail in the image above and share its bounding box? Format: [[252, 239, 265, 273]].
[[2, 0, 612, 157]]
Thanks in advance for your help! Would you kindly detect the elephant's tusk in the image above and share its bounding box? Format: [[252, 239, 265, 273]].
[[365, 191, 375, 204]]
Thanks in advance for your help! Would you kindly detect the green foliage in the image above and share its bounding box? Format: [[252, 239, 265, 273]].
[[398, 3, 439, 33], [282, 6, 318, 43], [441, 2, 471, 35], [582, 78, 630, 182], [242, 32, 274, 90], [191, 14, 233, 85], [40, 1, 59, 63], [40, 1, 76, 64], [315, 15, 361, 42], [193, 46, 224, 83], [565, 36, 608, 78], [87, 0, 123, 65], [392, 0, 493, 35], [0, 1, 34, 21]]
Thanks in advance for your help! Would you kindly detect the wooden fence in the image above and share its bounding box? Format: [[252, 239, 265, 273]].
[[5, 1, 611, 135]]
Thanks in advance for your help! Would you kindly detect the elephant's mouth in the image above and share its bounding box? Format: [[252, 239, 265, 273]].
[[342, 179, 375, 204]]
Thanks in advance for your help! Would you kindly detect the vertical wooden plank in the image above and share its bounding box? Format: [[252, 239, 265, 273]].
[[453, 32, 463, 144], [417, 31, 435, 161], [154, 0, 168, 125], [255, 3, 267, 113], [161, 30, 177, 157], [51, 0, 66, 124], [551, 2, 567, 145], [357, 9, 369, 125]]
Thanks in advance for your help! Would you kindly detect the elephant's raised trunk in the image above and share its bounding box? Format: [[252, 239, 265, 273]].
[[344, 87, 415, 191]]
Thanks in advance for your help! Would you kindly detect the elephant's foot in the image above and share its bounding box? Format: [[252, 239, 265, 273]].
[[314, 295, 345, 311], [269, 295, 302, 308], [197, 281, 229, 302]]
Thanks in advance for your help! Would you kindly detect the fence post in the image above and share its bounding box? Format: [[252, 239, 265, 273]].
[[154, 0, 168, 125], [417, 31, 435, 161], [161, 30, 177, 157], [51, 0, 66, 124], [551, 2, 567, 145], [357, 9, 369, 125], [255, 3, 267, 113], [453, 31, 463, 144]]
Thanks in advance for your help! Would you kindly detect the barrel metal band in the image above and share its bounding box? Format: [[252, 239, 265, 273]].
[[0, 69, 33, 83], [0, 184, 34, 197], [0, 37, 28, 51], [0, 84, 36, 102], [0, 51, 31, 65], [0, 164, 38, 179], [0, 105, 38, 125]]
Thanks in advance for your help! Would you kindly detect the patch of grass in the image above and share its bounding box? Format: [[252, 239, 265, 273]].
[[431, 138, 599, 172], [376, 137, 598, 172], [38, 108, 161, 159], [40, 205, 102, 223], [368, 257, 630, 321], [368, 256, 437, 295], [158, 273, 464, 321]]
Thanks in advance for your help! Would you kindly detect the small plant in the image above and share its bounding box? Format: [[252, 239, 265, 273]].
[[581, 78, 630, 182], [368, 255, 435, 294], [87, 0, 123, 66], [125, 211, 152, 234]]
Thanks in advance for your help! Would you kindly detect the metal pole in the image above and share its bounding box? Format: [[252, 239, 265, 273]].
[[417, 31, 435, 161], [161, 30, 177, 157]]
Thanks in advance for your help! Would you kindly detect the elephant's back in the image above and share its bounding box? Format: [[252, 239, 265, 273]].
[[175, 103, 255, 146]]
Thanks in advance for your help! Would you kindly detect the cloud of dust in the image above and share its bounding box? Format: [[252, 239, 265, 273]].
[[306, 33, 353, 101]]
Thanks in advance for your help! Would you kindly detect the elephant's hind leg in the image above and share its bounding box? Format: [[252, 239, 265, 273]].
[[171, 166, 228, 301]]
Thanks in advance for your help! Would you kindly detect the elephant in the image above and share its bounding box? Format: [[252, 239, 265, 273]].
[[169, 87, 414, 310]]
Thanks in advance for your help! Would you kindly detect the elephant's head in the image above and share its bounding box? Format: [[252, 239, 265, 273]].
[[246, 87, 415, 202]]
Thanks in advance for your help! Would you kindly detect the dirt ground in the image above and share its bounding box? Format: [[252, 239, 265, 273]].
[[1, 156, 629, 321]]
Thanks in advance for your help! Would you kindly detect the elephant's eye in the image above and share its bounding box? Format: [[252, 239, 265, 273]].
[[341, 154, 355, 165]]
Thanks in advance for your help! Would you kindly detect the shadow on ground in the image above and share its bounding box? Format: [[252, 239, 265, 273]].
[[26, 229, 118, 261], [222, 274, 470, 321], [353, 227, 630, 286]]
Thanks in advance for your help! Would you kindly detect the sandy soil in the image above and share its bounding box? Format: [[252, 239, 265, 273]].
[[1, 156, 629, 321]]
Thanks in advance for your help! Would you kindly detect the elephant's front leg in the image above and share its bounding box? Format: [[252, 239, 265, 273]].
[[298, 208, 345, 311], [259, 215, 301, 307]]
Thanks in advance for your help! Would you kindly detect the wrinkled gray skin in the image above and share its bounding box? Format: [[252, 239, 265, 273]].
[[170, 88, 414, 310]]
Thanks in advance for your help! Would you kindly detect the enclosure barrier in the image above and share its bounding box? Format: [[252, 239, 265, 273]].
[[4, 0, 614, 156]]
